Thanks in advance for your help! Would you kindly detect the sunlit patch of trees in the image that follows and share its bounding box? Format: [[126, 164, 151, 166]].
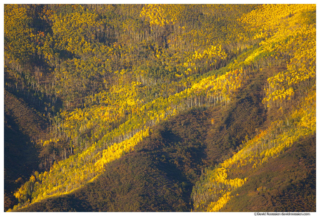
[[191, 4, 316, 211], [192, 89, 315, 211], [5, 4, 315, 212]]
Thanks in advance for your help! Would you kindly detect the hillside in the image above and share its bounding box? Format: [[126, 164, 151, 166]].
[[16, 67, 268, 211], [4, 90, 47, 209], [4, 4, 315, 212]]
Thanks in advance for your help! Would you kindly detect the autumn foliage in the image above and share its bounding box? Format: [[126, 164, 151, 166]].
[[4, 4, 315, 212]]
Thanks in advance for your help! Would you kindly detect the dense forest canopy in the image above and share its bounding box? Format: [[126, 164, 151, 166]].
[[4, 4, 315, 212]]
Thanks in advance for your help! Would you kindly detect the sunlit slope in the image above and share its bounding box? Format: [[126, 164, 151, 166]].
[[6, 4, 258, 211], [191, 4, 315, 212], [11, 64, 252, 211], [192, 90, 315, 211], [6, 4, 315, 212], [16, 71, 270, 211]]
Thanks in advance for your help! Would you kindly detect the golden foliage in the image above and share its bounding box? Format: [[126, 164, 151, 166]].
[[140, 4, 184, 27]]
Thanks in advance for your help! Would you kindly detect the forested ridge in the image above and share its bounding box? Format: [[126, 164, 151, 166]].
[[4, 4, 315, 212]]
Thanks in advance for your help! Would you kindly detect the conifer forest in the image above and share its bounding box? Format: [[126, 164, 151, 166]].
[[4, 4, 316, 212]]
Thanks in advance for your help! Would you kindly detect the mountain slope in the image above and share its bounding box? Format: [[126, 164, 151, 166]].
[[4, 91, 47, 211], [17, 64, 315, 212], [5, 4, 315, 212], [17, 67, 271, 212], [221, 134, 315, 212]]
